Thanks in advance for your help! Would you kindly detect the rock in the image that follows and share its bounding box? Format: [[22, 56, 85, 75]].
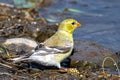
[[70, 40, 113, 67]]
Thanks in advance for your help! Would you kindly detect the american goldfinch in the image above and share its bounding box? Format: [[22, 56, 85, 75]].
[[12, 18, 82, 68]]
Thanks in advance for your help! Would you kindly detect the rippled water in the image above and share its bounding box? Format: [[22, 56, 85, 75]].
[[0, 0, 120, 52], [39, 0, 120, 52]]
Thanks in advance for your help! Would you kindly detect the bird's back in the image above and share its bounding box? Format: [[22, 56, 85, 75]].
[[43, 30, 74, 47]]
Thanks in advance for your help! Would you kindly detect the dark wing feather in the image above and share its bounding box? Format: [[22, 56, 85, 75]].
[[32, 46, 72, 56]]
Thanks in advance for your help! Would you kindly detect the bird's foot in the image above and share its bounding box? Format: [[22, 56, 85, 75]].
[[58, 68, 80, 74], [58, 67, 68, 73]]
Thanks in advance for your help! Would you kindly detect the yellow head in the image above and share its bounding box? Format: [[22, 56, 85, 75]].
[[58, 18, 82, 33]]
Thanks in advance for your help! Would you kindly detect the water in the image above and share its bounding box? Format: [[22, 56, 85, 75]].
[[0, 0, 120, 52], [39, 0, 120, 52]]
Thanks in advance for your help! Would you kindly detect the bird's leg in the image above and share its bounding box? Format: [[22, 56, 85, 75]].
[[55, 63, 68, 72], [56, 63, 80, 74], [58, 67, 80, 74], [56, 63, 61, 69]]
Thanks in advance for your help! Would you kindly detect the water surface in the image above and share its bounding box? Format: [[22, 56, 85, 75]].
[[40, 0, 120, 52]]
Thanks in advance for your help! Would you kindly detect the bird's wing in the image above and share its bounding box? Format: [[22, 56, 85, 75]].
[[12, 44, 71, 61], [32, 45, 72, 56]]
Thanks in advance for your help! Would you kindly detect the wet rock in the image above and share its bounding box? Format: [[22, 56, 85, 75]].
[[70, 40, 113, 67]]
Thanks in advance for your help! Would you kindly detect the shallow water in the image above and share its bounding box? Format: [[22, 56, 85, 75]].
[[0, 0, 120, 52]]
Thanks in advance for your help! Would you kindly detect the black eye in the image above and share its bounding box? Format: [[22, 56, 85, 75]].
[[71, 22, 75, 25]]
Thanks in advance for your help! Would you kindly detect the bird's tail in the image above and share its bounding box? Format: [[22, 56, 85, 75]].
[[10, 56, 28, 63]]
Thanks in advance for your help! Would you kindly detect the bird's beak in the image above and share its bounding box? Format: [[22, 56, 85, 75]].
[[76, 22, 82, 28]]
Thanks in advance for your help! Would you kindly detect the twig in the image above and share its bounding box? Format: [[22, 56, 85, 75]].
[[0, 62, 12, 69], [102, 57, 120, 77], [0, 72, 12, 76]]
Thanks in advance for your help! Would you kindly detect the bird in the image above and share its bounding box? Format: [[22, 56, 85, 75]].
[[11, 18, 82, 69]]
